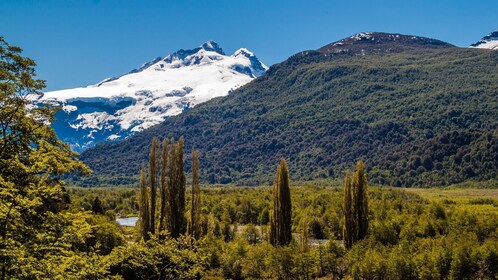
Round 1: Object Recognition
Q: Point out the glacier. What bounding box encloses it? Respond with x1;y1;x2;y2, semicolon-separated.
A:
37;41;268;151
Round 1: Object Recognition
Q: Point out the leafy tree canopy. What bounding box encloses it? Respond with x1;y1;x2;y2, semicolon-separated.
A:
0;36;90;278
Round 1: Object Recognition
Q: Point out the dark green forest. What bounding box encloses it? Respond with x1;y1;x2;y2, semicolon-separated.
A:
79;36;498;187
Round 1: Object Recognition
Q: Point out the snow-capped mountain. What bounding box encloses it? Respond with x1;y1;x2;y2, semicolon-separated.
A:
470;30;498;50
38;41;268;151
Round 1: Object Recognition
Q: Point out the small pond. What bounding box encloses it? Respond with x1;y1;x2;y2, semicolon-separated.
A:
116;216;138;227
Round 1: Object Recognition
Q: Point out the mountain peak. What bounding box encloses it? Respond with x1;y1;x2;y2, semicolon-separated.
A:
131;41;227;72
319;32;454;55
231;47;269;78
111;41;267;79
233;48;254;57
470;30;498;50
200;40;225;55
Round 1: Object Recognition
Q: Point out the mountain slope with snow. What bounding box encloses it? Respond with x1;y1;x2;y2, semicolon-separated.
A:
39;41;268;150
470;30;498;50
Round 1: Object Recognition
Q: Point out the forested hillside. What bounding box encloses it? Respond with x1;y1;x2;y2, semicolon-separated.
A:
80;33;498;187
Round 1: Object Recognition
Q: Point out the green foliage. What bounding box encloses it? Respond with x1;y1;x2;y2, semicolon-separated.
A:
343;161;369;248
148;137;159;236
67;183;498;279
352;160;369;241
83;214;126;255
104;236;205;280
241;224;260;245
137;137;189;240
269;159;292;246
0;36;94;279
168;137;187;238
299;211;310;251
68;187;138;217
342;171;353;248
158;138;168;234
189;149;201;239
138;165;150;240
92;196;105;214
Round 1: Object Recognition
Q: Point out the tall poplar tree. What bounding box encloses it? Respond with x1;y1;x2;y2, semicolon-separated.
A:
300;210;310;252
342;161;369;248
189;149;201;239
352;160;369;241
342;171;354;249
148;137;159;235
166;137;186;238
166;138;176;236
174;137;187;237
138;165;151;241
158;138;169;234
269;158;292;246
138;136;188;240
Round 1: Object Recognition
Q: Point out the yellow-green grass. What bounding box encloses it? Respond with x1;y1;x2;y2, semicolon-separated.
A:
405;188;498;201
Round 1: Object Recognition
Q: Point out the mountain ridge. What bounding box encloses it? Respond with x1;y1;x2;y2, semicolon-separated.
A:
77;32;498;187
319;32;455;54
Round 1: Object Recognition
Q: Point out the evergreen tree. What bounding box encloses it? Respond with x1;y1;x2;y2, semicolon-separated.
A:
342;171;354;249
92;196;105;215
352;160;369;241
189;149;201;239
269;158;292;246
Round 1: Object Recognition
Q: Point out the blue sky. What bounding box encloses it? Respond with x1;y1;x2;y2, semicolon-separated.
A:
1;0;496;91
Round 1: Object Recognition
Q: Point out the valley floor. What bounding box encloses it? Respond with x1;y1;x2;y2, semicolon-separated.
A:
66;184;498;279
